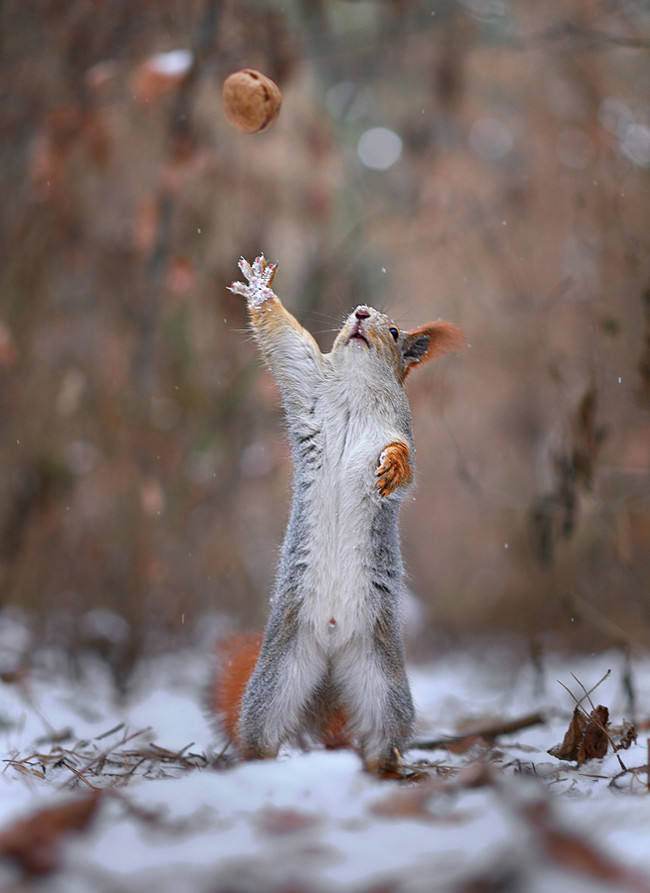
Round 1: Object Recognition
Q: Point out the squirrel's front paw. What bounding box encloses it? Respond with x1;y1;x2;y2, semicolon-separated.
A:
375;441;412;498
229;255;278;308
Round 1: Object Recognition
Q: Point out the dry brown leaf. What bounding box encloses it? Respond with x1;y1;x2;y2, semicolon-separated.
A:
258;808;318;836
613;720;637;751
548;706;587;761
523;799;650;893
371;762;492;820
370;779;440;820
548;705;609;763
577;705;609;765
0;791;102;875
455;761;493;789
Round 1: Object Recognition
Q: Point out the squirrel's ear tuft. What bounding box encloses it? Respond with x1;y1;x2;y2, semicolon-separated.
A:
401;321;466;378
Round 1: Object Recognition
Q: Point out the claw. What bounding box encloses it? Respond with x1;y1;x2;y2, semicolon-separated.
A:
238;257;253;280
252;255;265;278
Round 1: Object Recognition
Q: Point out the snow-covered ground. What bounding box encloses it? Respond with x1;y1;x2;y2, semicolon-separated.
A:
1;619;649;893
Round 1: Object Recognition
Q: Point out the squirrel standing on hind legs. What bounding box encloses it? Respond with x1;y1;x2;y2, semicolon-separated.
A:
212;255;465;774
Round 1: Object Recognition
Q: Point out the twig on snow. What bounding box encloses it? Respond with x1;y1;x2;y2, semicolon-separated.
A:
413;711;546;751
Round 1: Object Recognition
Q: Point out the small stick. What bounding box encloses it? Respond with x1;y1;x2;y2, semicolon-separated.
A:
570;669;611;712
95;723;126;741
413;711;546;750
557;669;611;712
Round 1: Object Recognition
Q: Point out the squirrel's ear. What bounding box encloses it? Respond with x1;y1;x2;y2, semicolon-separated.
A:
401;321;466;378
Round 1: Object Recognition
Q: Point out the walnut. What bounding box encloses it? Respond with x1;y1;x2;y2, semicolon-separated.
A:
222;69;282;133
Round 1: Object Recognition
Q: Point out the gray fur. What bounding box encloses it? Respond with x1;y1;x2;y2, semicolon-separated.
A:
233;263;421;772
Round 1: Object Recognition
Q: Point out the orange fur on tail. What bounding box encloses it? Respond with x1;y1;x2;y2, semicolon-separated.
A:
212;632;350;752
211;632;263;748
319;703;349;750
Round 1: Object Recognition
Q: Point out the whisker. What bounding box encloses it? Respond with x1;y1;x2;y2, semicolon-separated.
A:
301;310;339;321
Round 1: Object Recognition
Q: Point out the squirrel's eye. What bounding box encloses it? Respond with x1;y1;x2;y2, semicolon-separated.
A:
389;327;399;342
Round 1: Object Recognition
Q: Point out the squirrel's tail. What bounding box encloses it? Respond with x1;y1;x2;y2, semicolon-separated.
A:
211;631;350;752
210;632;263;748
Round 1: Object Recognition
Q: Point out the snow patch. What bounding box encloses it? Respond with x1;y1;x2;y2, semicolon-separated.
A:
2;631;650;893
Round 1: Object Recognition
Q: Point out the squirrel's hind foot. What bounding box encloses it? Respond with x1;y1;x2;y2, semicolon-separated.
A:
363;745;404;778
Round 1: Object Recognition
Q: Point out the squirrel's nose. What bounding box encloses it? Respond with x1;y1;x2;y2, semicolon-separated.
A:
355;307;370;320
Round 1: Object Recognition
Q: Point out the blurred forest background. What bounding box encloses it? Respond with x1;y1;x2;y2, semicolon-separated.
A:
1;0;649;682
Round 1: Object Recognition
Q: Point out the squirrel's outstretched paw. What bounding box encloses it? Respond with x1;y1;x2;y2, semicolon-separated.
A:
228;255;278;307
375;441;412;498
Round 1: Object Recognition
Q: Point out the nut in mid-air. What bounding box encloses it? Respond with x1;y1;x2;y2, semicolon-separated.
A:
222;69;282;133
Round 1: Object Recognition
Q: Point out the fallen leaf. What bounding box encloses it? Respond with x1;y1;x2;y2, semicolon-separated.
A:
613;720;637;751
259;808;318;836
455;761;493;789
548;706;587;761
577;705;609;765
522;798;650;893
0;791;102;875
370;779;440;819
370;762;493;820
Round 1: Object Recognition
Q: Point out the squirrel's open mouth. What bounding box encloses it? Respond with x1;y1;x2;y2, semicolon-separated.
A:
349;333;370;347
349;322;370;347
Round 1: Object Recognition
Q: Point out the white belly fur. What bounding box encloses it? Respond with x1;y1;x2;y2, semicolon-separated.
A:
300;439;381;648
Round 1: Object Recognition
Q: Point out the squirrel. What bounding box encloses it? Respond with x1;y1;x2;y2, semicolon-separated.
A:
211;255;465;774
